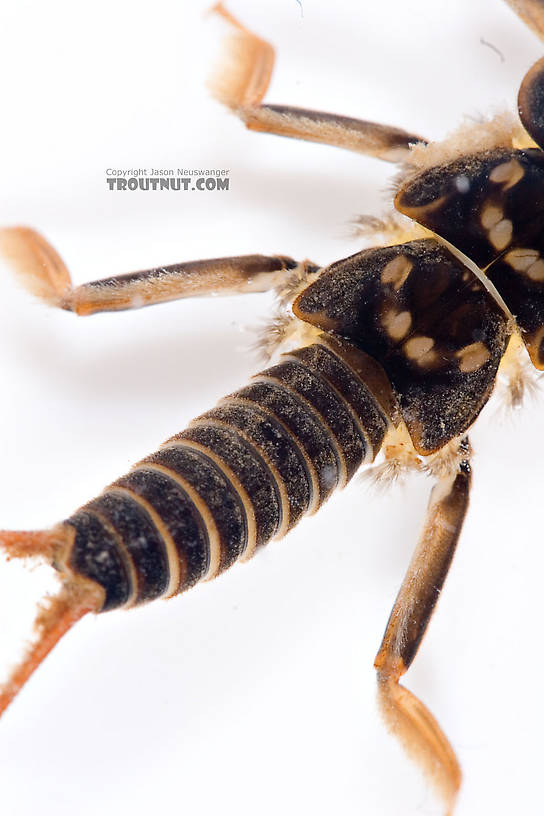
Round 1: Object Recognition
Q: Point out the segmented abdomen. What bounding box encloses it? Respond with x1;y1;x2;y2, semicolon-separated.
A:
63;340;389;611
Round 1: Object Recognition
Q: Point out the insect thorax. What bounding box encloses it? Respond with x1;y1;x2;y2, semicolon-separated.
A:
397;147;544;370
293;237;510;455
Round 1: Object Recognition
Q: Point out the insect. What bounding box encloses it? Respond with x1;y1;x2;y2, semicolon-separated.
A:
1;1;544;816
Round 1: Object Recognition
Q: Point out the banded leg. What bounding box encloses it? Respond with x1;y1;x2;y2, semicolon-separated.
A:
0;226;307;315
374;439;471;815
504;0;544;40
210;4;426;163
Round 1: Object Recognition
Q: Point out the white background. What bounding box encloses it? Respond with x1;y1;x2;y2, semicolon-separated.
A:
0;1;541;814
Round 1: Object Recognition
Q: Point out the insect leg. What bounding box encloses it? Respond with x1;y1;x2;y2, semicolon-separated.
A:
211;4;426;163
374;438;471;815
504;0;544;41
0;525;102;717
0;226;308;316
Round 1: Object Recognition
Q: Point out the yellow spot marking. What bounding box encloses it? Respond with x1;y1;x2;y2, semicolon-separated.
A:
382;309;412;340
480;204;503;230
489;218;512;250
504;249;544;281
403;336;437;366
505;248;539;271
381;256;413;291
489;159;524;190
527;260;544;282
455;341;490;373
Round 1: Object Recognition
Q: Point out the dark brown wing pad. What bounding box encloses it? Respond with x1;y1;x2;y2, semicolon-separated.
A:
293;239;510;454
397;148;544;368
396;148;544;268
